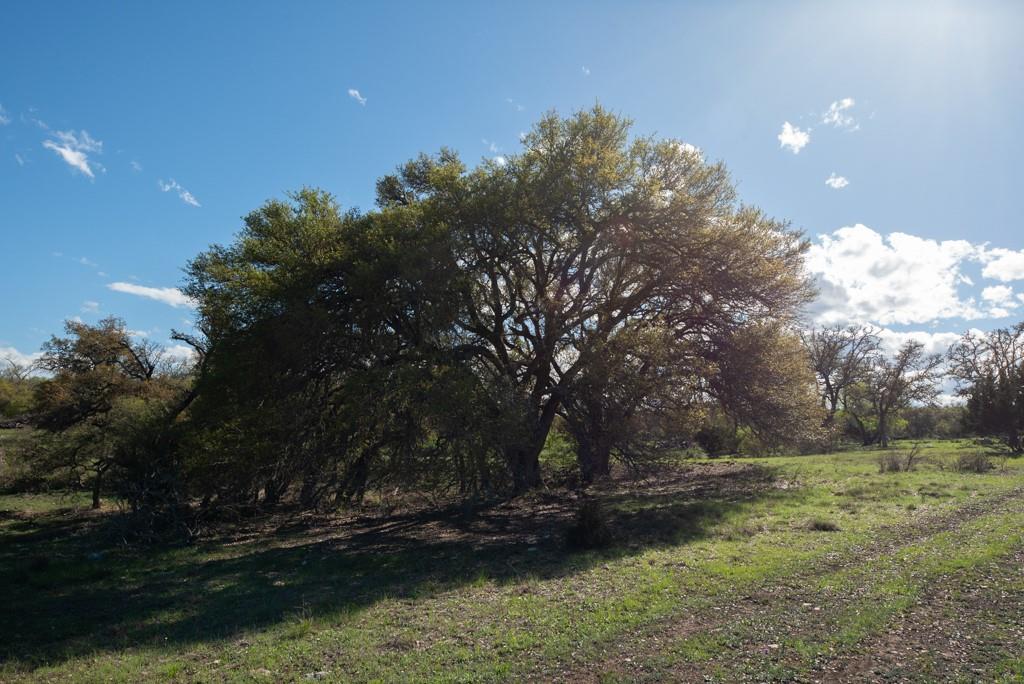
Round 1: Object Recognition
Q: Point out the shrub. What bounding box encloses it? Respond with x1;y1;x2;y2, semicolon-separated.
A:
566;499;613;549
878;445;921;473
806;518;840;532
954;451;995;473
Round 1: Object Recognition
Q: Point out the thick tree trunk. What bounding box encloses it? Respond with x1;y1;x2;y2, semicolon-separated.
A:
508;398;560;493
578;436;611;484
878;412;890;448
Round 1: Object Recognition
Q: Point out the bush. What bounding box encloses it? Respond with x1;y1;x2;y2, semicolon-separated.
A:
806;518;840;532
878;445;921;473
954;451;995;473
566;499;613;549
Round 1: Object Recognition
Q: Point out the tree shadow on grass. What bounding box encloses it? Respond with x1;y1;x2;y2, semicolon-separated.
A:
0;461;779;671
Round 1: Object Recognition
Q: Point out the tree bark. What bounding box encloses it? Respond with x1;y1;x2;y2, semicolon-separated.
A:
578;434;612;484
91;471;102;510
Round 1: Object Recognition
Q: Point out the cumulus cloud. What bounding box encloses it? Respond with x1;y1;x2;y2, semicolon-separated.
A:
825;173;849;189
981;284;1016;305
875;328;964;357
805;224;982;325
164;344;197;364
0;346;41;369
822;97;858;130
42;129;102;178
978;247;1024;282
158;179;200;207
777;122;810;154
106;282;196;308
347;88;367;106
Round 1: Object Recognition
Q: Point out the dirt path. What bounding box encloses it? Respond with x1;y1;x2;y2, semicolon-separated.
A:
822;546;1024;682
556;486;1024;683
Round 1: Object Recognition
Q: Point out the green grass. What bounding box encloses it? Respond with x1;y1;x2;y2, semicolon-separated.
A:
1;439;1022;682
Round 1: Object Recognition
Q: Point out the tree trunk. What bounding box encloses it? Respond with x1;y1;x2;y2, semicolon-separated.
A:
577;422;612;485
579;439;611;484
878;412;889;448
508;398;560;493
91;471;102;510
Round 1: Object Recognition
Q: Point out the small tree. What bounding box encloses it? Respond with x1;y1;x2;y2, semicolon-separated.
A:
32;317;186;509
802;325;880;426
846;341;944;448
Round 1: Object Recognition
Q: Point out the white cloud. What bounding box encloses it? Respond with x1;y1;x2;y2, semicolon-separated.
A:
978;247;1024;282
0;104;9;125
876;328;963;357
130;160;142;172
0;346;41;369
825;173;849;189
482;138;500;154
582;66;591;76
42;129;103;178
165;344;197;364
347;88;367;106
158;178;200;207
492;155;507;166
981;284;1015;305
81;300;100;313
14;153;24;166
78;256;98;268
107;282;196;308
777;122;810;154
822;97;858;130
806;224;983;325
505;98;525;111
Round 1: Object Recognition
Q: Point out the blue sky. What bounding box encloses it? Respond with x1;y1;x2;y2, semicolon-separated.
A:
2;0;1023;365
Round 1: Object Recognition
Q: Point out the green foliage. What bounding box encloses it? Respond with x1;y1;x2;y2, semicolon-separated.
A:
180;106;814;502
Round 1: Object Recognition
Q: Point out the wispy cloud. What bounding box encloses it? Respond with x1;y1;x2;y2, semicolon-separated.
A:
581;66;591;77
158;179;200;207
0;104;9;126
505;97;524;112
42;129;103;178
777;122;810;154
347;88;367;106
81;300;100;313
107;282;196;308
78;256;98;268
14;153;25;166
825;173;849;189
130;160;142;172
822;97;858;130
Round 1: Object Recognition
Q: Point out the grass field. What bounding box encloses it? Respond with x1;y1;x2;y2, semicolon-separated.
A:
1;440;1023;682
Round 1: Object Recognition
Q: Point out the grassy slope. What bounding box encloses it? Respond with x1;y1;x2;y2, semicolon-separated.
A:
0;440;1022;682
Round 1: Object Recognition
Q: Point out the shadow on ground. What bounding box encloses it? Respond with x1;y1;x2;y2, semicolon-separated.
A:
0;461;778;670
